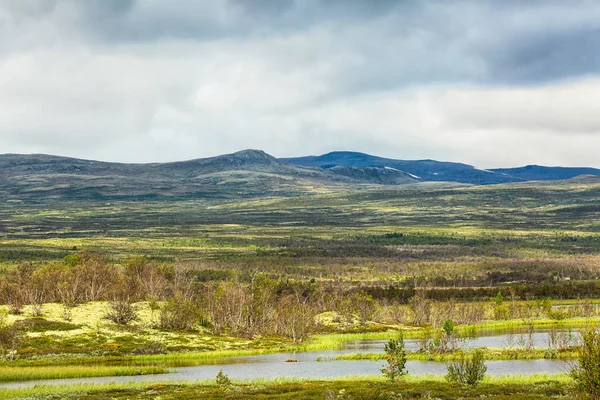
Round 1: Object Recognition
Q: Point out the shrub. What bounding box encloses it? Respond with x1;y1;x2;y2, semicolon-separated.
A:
104;301;138;325
547;309;569;320
446;350;487;386
436;319;461;352
381;333;408;381
409;291;431;325
493;304;510;320
216;370;231;386
132;340;167;355
326;389;353;400
0;310;20;360
353;292;376;323
493;292;504;306
274;294;315;341
157;297;200;331
442;319;455;336
537;297;553;314
571;328;600;400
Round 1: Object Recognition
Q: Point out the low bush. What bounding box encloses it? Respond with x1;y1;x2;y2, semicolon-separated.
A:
131;340;167;355
216;370;231;386
104;301;138;325
157;297;200;331
446;350;487;386
0;310;20;360
571;328;600;400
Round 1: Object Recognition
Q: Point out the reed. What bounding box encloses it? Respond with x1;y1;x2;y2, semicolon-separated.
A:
322;348;578;362
0;365;167;383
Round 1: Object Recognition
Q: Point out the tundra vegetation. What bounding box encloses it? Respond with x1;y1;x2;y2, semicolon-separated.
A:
1;180;600;398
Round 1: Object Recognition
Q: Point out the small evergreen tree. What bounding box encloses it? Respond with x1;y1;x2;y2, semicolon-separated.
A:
381;332;408;381
440;319;458;352
442;319;455;336
493;292;504;306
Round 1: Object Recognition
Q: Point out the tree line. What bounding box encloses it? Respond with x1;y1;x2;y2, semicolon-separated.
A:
1;251;598;340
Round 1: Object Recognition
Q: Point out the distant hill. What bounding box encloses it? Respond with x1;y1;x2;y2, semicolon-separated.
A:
282;151;600;185
2;149;600;202
326;166;416;185
281;151;519;185
490;165;600;181
0;150;417;202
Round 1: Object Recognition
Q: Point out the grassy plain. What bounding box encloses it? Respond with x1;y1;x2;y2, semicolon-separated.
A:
2;180;600;397
1;181;600;296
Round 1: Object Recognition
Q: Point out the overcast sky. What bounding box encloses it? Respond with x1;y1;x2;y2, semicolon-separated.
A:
1;0;600;167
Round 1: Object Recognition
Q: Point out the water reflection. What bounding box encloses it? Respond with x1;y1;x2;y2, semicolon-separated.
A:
0;329;578;389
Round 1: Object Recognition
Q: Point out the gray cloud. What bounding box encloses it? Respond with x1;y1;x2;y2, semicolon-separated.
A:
488;26;600;84
0;0;599;167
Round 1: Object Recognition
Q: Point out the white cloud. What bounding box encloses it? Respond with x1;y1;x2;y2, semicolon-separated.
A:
292;80;600;167
0;0;599;168
436;80;600;134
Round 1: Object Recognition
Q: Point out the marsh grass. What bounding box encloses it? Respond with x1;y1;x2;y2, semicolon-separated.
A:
124;348;281;366
0;365;167;382
461;317;600;333
323;349;577;362
0;375;573;400
306;317;600;350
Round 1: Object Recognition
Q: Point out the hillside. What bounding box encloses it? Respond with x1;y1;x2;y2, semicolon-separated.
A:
3;149;600;203
0;150;417;202
490;165;600;181
281;151;519;185
282;151;600;185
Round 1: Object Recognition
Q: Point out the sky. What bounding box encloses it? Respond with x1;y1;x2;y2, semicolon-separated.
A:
1;0;600;168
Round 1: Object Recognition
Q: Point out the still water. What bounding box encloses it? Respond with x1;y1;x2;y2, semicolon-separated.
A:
0;330;574;389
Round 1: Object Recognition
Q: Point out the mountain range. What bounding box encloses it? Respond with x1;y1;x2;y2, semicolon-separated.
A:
282;151;600;185
1;150;599;201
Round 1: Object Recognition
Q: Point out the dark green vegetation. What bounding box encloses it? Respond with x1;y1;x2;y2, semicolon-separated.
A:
0;379;573;400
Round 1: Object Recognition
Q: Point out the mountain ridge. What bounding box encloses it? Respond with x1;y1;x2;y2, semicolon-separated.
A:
282;151;600;184
281;151;516;185
0;150;418;201
489;165;600;181
1;150;599;202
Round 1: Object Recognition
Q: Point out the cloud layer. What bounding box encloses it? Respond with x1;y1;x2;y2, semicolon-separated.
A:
1;0;599;167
